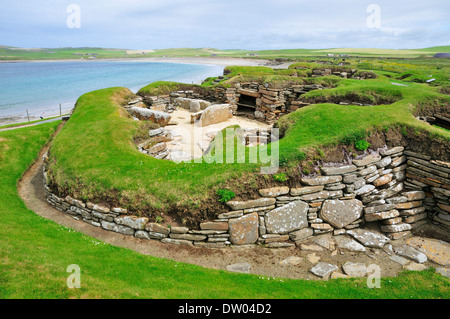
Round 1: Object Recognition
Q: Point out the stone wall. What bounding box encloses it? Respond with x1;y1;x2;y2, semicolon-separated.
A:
137;83;325;125
43;146;449;249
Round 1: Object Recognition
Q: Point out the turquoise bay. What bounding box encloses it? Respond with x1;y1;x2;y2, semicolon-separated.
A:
0;60;223;122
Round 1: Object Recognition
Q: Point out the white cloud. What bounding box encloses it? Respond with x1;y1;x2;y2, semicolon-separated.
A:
0;0;449;49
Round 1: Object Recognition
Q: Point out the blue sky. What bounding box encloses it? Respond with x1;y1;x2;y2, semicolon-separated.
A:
1;0;449;50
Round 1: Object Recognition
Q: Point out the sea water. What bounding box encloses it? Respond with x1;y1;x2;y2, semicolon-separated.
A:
0;60;223;123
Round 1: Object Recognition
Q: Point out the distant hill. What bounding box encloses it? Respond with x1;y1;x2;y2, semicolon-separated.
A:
1;45;449;61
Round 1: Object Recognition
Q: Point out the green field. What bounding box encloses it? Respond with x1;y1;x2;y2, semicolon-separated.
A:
0;123;449;298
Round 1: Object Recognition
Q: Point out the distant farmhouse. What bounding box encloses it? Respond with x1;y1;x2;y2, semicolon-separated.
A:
434;52;450;58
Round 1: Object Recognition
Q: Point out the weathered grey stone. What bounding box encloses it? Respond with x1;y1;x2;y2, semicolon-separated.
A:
226;262;251;273
114;215;148;230
128;107;171;126
301;175;342;186
353;155;382;167
343;174;359;184
199;104;233;126
404;213;427;223
135;230;151;240
200;221;228;231
334;235;367;252
389;155;407;168
406;236;450;266
389;255;409;265
320;165;357;176
380;223;412;233
289;228;314;242
373;174;393;187
395;201;422;210
324;183;346;191
87;202;110;213
375;156;392;168
300;244;324;252
380;146;404;156
342;262;368;277
365;209;400;222
357;165;377;177
299;190;343;201
291;185;323;196
311;223;333;232
393;244;427;263
354;184;375;196
346;228;390;248
228;213;259;245
111;207;128;214
226;198;276;210
148;127;164;137
101;221;135;236
243;205;275;214
313;235;336;250
309;262;339;278
218;211;243;219
364;203;396;214
145;223;170;235
147;231;168;239
170;226;189;234
402;191;426;201
354;178;366;190
386;196;408;204
265;201;308;234
161;238;193;246
259;186;289;197
319;199;363;228
189;100;201;112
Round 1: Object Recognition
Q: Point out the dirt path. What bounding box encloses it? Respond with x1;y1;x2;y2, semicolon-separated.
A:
17;126;446;280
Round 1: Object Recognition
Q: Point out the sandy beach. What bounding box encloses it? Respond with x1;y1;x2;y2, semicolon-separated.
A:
0;56;290;68
0;57;292;126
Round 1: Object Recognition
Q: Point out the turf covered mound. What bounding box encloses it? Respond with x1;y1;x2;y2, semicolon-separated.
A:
46;66;450;227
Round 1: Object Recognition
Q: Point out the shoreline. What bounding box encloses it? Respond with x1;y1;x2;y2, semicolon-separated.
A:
0;57;291;126
0;56;275;67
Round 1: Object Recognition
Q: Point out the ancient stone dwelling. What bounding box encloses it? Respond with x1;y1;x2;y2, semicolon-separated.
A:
133;82;325;124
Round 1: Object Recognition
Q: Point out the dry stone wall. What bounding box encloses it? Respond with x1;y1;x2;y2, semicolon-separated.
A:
43;146;449;249
137;83;325;125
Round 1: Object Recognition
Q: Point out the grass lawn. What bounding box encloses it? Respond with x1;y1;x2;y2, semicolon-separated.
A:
0;122;449;298
47;66;450;220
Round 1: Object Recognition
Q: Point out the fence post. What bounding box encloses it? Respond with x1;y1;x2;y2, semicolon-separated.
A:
26;109;30;122
60;104;62;116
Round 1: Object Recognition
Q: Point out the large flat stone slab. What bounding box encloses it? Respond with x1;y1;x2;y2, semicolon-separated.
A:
334;235;367;252
310;262;339;278
346;228;390;248
228;213;259;245
265;201;308;234
406;236;450;266
319;199;363;228
393;244;427;263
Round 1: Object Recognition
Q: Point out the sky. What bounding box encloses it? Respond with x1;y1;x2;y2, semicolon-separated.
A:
0;0;449;50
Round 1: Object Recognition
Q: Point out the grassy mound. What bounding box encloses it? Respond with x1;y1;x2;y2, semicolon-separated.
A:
47;65;450;226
